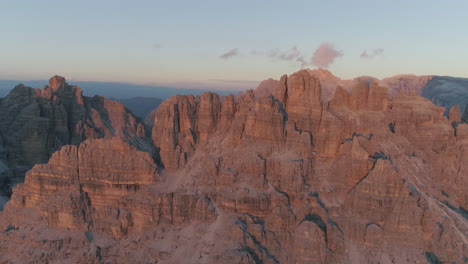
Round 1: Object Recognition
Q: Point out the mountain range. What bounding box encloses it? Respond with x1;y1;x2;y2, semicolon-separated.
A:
0;70;466;263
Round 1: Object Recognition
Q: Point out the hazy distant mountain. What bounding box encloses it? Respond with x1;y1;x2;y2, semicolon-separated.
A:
115;97;163;119
0;80;237;99
0;80;48;97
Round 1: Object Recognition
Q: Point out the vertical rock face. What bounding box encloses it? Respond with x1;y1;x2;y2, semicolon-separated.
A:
463;103;468;123
4;138;214;237
0;76;146;193
0;70;467;264
449;104;462;123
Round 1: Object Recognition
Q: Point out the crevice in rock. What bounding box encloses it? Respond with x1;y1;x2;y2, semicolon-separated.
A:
273;186;295;219
424;251;442;264
349;151;391;193
341;132;374;144
441;200;468;219
240;246;263;264
436;222;444;241
369;151;392;163
389;123;395;133
308;191;344;235
236;218;280;264
204;195;217;216
301;213;329;247
242;213;282;248
257;154;267;185
407;184;421;196
452;121;459;137
309;192;328;214
365;222;382;229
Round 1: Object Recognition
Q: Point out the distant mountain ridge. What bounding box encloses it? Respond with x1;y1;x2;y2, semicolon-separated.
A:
0;80;238;99
254;68;468;115
114;96;163;120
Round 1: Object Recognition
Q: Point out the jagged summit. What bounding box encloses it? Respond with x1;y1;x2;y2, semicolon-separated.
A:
48;75;68;90
253;69;467;114
0;76;147;201
306;67;341;81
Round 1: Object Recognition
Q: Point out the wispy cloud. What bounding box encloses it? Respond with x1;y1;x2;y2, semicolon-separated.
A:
268;46;301;61
152;43;161;49
311;43;343;68
360;48;384;59
220;48;239;60
267;46;310;67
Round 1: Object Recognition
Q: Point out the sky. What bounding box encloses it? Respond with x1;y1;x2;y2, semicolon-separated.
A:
1;0;467;91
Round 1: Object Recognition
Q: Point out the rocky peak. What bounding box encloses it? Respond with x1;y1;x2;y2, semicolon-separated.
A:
0;77;147;199
307;68;341;82
49;75;67;91
253;78;279;99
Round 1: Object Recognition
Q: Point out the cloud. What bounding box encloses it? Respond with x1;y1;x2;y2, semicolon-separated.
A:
360;48;384;59
296;56;308;68
152;43;161;49
268;46;311;67
311;43;343;68
268;46;301;61
220;48;239;60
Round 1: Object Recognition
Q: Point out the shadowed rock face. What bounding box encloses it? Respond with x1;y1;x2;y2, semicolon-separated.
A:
0;76;147;199
422;76;468;115
0;70;467;263
463;104;468;123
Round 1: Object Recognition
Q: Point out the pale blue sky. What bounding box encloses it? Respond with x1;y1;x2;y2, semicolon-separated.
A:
1;0;467;90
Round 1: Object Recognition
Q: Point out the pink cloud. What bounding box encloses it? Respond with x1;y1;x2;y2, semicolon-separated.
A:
311;43;343;68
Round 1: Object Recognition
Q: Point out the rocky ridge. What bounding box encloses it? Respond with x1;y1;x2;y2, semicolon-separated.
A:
0;76;147;204
0;70;466;263
254;69;468;117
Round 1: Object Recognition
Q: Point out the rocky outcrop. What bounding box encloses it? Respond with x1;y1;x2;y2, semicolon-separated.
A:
0;76;146;197
0;70;467;263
